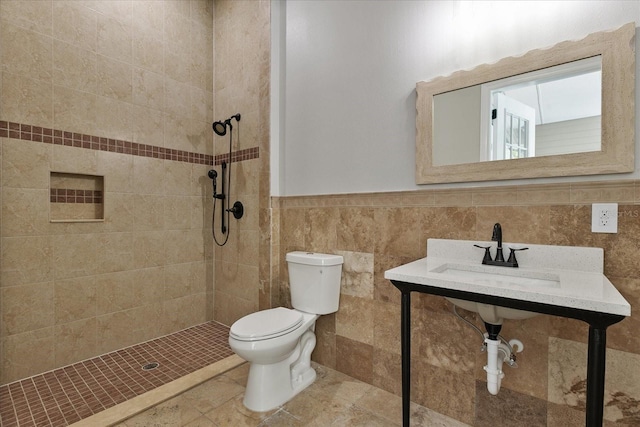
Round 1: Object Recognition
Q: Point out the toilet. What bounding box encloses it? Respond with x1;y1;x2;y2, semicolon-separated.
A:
228;251;343;412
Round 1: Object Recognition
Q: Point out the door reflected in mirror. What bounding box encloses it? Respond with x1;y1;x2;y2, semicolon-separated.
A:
433;56;602;167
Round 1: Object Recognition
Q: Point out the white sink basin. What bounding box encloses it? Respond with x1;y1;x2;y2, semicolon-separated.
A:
430;263;561;323
430;263;560;288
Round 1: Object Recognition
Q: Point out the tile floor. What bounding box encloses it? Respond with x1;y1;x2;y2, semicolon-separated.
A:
0;322;234;427
115;362;472;427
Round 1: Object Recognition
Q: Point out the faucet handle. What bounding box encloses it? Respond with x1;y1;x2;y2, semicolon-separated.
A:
473;244;493;264
506;247;529;267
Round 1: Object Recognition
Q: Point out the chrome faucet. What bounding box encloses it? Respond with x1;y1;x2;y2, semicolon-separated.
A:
474;222;528;267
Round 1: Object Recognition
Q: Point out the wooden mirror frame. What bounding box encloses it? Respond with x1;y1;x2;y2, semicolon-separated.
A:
416;23;635;184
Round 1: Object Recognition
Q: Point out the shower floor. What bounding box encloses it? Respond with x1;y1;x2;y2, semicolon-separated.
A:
0;322;236;427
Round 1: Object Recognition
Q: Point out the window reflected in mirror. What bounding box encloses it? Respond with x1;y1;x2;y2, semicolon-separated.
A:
433;56;602;166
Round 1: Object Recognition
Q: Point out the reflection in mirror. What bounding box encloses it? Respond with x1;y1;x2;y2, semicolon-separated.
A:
433;56;602;167
416;23;635;184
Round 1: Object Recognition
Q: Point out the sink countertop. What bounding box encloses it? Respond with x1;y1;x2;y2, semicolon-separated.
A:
384;239;631;317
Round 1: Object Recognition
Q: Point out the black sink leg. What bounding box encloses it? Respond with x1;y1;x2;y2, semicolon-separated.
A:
401;290;411;427
585;325;607;427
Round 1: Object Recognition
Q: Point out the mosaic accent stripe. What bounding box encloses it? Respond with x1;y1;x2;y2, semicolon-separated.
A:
0;120;260;165
0;322;234;427
214;147;260;165
50;189;103;204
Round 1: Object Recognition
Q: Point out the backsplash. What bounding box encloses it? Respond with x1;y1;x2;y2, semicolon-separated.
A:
273;181;640;425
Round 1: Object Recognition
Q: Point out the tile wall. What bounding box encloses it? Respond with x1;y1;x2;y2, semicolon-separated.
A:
274;181;640;425
211;0;271;327
0;0;215;384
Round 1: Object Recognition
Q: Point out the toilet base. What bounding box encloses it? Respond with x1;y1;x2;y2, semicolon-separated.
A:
243;330;317;412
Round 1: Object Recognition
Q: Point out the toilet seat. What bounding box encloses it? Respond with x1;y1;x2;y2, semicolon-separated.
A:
230;307;303;342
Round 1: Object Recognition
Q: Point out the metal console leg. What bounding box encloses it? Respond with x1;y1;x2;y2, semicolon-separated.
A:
401;290;411;427
585;326;607;427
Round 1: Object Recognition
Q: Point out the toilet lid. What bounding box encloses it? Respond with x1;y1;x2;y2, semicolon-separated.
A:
230;307;303;341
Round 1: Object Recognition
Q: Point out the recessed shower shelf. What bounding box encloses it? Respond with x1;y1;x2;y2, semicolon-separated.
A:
50;172;105;222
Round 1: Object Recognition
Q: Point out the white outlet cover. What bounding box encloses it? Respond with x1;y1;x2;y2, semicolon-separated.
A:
592;203;618;233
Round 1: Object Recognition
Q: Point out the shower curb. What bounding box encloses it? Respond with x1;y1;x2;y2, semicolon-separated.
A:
69;354;245;427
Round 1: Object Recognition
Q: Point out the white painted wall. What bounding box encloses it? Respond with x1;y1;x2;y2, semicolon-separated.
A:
272;0;640;196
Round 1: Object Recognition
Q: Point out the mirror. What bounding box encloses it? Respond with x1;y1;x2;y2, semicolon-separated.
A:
416;23;635;184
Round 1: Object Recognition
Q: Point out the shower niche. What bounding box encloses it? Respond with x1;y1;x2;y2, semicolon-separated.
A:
50;172;104;222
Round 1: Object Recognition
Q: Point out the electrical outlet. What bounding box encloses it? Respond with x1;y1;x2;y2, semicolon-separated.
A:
591;203;618;233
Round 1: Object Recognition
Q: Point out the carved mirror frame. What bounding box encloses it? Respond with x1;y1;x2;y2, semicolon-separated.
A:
416;23;635;184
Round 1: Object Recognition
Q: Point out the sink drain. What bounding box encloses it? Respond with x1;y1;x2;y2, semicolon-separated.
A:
142;362;159;371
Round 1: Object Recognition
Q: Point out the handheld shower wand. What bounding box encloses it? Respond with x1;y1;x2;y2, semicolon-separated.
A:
210;113;243;246
207;169;218;197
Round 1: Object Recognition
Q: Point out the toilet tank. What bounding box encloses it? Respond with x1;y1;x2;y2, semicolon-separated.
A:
286;251;343;314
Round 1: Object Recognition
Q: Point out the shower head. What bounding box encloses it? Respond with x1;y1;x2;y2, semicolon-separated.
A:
208;169;217;179
212;120;228;136
212;113;241;136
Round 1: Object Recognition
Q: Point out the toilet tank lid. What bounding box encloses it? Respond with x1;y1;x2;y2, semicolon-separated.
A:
286;251;343;266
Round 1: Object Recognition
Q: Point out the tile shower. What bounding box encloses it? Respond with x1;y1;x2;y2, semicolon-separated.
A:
1;0;269;399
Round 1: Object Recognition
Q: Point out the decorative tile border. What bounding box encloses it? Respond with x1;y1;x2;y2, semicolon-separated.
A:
0;120;260;165
50;189;103;204
214;147;260;165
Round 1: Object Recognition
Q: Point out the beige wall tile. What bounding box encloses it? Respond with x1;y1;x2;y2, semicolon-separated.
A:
213;291;257;326
130;104;165;147
0;0;53;34
161;294;207;334
96;270;136;316
94;96;134;142
97;13;132;63
52;233;97;280
164;161;193;196
134;194;165;231
0;73;54;126
51;144;98;175
52;1;97;52
95;232;134;274
338;250;374;300
53;39;97;93
336;294;374;346
1;188;49;236
165;196;193;230
133;156;165;195
103;192;134;232
1;327;55;384
132;67;164;110
0;21;53;82
53;85;97;135
1;282;54;336
2;139;51;189
1;236;53;287
133;33;165;74
97;151;134;193
133;231;166;268
55;276;96;324
96;304;163;354
165;230;205;265
54;317;97;367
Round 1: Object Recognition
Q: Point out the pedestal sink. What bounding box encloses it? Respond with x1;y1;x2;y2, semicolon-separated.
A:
429;263;560;324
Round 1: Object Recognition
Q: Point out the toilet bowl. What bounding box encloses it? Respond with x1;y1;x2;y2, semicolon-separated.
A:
228;251;343;412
